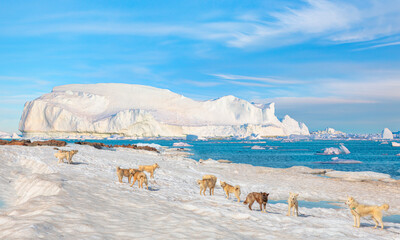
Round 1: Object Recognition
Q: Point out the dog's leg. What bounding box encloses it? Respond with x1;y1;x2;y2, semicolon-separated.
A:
130;177;137;187
235;192;240;203
248;200;254;210
295;204;298;217
377;217;384;229
263;203;267;213
371;217;379;229
352;215;357;227
287;205;291;216
356;215;360;228
212;187;215;196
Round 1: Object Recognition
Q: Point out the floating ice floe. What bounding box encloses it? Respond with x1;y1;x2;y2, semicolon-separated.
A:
392;142;400;147
326;171;393;182
314;157;362;164
173;142;193;147
251;145;266;150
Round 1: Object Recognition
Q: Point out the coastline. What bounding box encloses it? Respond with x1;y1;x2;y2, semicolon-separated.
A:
0;144;399;239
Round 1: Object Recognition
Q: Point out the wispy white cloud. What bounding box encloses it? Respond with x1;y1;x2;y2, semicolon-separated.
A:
183;80;221;87
2;1;400;49
354;41;400;51
211;73;302;84
255;96;376;106
224;80;272;88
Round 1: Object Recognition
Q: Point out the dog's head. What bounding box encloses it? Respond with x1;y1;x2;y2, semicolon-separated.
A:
289;192;299;201
345;197;355;206
220;181;226;187
196;179;203;185
154;163;160;169
129;169;137;174
71;150;78;155
261;192;269;201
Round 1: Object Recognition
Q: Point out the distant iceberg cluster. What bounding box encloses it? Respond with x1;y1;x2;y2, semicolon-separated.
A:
19;83;309;138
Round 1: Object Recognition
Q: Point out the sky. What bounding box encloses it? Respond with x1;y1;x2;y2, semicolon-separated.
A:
0;0;399;134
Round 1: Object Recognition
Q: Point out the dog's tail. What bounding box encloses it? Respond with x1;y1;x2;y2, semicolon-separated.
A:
243;196;248;205
379;204;389;211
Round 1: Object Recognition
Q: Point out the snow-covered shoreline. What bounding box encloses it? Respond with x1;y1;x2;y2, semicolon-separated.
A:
0;144;399;239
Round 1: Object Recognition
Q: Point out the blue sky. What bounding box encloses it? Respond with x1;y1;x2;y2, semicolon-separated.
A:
1;0;400;134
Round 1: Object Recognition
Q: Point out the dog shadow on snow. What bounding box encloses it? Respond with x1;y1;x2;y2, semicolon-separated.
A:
69;162;88;165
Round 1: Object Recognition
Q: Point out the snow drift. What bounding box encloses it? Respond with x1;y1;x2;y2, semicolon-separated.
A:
19;83;309;138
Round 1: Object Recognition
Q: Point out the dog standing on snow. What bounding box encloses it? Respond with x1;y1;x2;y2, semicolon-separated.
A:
220;181;241;202
345;197;389;229
54;150;78;164
138;163;160;178
197;175;217;196
243;192;269;212
287;192;299;217
130;169;149;190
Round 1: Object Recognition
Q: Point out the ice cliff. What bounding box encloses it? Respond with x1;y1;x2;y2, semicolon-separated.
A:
19;83;309;138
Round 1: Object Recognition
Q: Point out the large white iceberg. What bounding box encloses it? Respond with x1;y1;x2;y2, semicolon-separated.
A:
19;83;309;138
381;128;393;139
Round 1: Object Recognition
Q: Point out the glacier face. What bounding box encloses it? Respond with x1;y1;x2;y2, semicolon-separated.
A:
19;83;309;138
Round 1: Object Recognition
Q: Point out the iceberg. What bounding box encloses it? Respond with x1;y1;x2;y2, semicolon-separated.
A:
19;83;309;138
392;142;400;147
382;128;394;139
317;144;350;155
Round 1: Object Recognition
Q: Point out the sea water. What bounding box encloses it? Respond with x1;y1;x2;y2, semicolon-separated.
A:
64;139;399;179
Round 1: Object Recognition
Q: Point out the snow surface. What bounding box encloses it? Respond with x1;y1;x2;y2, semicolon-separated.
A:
0;145;399;239
19;83;309;138
381;128;394;140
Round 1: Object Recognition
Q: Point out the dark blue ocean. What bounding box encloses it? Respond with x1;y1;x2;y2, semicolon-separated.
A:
65;139;400;179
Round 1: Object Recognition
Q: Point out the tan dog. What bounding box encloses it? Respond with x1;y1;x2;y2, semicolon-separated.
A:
54;150;78;164
220;181;241;202
130;169;148;190
243;192;269;212
116;166;136;183
138;163;159;178
197;175;217;196
287;192;299;216
345;197;389;229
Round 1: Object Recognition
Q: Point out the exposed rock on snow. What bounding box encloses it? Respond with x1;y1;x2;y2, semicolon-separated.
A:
382;128;394;139
19;83;309;138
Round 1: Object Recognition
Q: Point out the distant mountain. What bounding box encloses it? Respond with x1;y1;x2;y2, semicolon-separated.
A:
19;83;309;138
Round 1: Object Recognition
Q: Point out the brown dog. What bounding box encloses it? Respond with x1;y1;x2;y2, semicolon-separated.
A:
116;166;136;183
54;150;78;164
138;163;160;178
220;181;241;202
243;192;269;212
130;169;148;190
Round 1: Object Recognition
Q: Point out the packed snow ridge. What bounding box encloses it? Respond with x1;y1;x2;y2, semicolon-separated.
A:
19;83;309;138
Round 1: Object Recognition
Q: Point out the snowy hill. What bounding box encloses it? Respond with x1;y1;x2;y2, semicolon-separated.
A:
19;83;309;138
